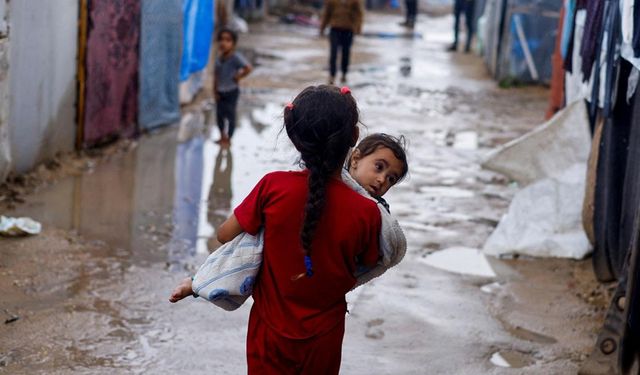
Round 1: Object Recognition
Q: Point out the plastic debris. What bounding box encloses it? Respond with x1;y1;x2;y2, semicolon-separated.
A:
0;216;42;236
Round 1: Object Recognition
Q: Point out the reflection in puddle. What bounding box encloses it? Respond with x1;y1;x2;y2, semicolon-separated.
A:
420;247;496;277
206;147;233;252
490;350;534;368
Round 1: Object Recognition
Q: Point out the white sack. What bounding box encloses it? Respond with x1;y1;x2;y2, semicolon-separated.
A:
481;100;591;186
483;164;591;259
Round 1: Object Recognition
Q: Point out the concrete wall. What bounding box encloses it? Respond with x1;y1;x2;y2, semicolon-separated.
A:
0;0;10;181
8;0;78;173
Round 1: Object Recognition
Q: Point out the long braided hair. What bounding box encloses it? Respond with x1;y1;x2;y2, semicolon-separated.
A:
284;85;359;278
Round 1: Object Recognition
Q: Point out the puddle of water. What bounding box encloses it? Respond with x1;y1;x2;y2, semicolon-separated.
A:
420;247;497;278
7;101;288;267
453;131;479;150
490;350;533;368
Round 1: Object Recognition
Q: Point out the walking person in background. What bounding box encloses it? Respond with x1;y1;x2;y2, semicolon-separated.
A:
399;0;417;29
448;0;475;52
214;27;252;146
320;0;364;85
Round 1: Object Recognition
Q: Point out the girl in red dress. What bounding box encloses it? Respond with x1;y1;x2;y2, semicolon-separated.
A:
219;85;382;374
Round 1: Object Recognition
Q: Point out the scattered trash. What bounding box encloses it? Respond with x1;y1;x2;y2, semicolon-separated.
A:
489;350;533;368
3;309;19;324
0;216;42;236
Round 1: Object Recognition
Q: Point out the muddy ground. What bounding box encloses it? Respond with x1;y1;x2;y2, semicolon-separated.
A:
0;12;608;375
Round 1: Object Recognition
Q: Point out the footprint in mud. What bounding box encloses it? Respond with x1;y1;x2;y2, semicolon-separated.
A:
403;273;418;289
365;318;385;340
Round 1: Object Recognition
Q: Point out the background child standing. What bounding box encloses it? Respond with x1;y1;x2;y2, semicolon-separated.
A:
214;27;252;145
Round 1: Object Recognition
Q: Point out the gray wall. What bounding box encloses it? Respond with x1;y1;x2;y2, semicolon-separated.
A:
0;0;10;181
8;0;78;173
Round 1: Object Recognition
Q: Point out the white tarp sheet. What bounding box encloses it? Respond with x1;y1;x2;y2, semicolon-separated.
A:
481;100;591;185
483;164;591;259
482;102;592;259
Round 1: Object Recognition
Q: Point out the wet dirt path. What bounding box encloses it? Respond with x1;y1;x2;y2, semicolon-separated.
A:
1;13;604;374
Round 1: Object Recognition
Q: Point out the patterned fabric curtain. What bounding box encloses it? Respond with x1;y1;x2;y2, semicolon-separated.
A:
83;0;141;146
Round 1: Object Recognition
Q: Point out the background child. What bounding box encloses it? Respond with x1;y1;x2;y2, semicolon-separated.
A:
214;27;252;145
173;85;382;374
170;133;409;305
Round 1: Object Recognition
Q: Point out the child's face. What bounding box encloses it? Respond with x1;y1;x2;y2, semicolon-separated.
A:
218;32;235;54
349;147;404;198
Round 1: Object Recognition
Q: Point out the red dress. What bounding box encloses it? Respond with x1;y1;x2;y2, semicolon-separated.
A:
234;170;381;374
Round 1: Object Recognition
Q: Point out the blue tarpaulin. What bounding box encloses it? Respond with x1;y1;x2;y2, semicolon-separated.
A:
139;0;183;130
180;0;214;81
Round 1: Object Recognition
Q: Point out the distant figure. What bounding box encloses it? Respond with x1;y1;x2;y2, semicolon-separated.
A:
449;0;475;52
320;0;364;84
214;28;253;146
399;0;417;29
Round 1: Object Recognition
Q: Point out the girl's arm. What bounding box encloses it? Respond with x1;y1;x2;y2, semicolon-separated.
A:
217;214;244;243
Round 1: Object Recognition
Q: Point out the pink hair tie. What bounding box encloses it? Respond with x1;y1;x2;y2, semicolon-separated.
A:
285;103;294;110
340;86;351;95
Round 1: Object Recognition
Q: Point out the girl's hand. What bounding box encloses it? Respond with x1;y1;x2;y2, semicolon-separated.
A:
169;277;195;303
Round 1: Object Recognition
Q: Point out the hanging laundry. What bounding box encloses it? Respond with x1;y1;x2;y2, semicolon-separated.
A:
561;0;576;59
580;0;605;81
633;0;640;56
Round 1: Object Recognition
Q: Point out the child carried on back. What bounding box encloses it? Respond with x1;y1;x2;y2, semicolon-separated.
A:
170;131;409;309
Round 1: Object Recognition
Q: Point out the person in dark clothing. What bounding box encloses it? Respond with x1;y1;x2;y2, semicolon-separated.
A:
320;0;364;84
448;0;475;52
399;0;417;28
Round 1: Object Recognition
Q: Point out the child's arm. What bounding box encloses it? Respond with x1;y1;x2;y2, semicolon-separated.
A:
233;64;253;83
217;214;244;243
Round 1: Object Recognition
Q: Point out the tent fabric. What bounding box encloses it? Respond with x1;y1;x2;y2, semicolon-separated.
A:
592;61;635;281
479;0;561;83
139;0;183;130
618;68;640;279
83;0;140;146
180;0;214;81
